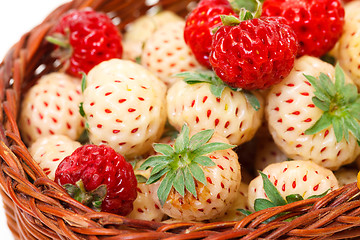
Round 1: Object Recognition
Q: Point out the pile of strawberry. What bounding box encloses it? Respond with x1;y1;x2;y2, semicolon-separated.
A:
18;0;360;222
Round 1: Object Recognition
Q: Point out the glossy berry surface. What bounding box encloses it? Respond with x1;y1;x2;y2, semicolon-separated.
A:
55;144;137;216
210;17;298;90
51;9;123;77
261;0;344;57
184;0;236;68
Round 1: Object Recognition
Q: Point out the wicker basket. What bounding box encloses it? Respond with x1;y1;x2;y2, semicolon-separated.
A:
1;0;360;239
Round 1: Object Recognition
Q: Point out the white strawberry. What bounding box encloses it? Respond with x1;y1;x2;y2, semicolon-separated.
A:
141;125;241;222
29;134;81;180
167;71;264;146
19;72;85;146
82;59;167;158
332;1;360;88
266;56;360;170
211;182;250;222
248;160;339;211
122;11;183;61
126;160;165;222
141;21;204;87
334;167;358;187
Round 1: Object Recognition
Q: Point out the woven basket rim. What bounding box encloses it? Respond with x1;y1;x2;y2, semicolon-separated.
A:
1;0;360;239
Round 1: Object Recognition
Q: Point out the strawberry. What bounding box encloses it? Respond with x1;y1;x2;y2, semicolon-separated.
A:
247;160;339;211
331;1;360;88
47;8;123;78
123;10;183;61
184;0;237;68
334;167;358;187
55;144;137;216
210;15;298;90
19;73;85;146
167;70;263;146
126;160;165;222
261;0;345;58
140;124;241;221
82;59;167;158
212;182;250;222
29;135;81;180
266;56;360;170
141;21;204;87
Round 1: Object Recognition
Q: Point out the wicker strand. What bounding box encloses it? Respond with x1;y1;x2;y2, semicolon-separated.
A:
2;0;360;239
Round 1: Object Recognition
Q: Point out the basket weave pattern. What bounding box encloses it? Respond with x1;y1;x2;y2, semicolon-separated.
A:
1;0;360;239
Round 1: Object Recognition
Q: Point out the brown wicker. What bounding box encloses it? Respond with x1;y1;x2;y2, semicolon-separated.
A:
1;0;360;239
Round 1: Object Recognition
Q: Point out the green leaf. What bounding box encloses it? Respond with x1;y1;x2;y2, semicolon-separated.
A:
135;56;141;64
220;15;241;26
191;142;235;158
259;172;287;206
304;74;330;102
305;112;332;136
174;124;190;153
193;156;216;167
307;189;330;199
189;162;206;185
243;90;261;111
136;175;148;183
254;198;276;212
332;117;344;143
319;73;335;97
312;97;330;111
79;102;86;117
154;143;174;156
230;0;258;12
157;170;176;206
189;129;214;151
344;115;360;142
286;194;304;204
139;155;170;170
184;167;197;198
335;63;345;90
147;164;170;184
81;72;87;93
210;84;225;98
174;71;212;84
172;170;185;197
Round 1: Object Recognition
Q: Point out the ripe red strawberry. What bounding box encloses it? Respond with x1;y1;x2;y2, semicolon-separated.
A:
184;0;236;68
47;9;123;78
210;16;298;90
55;144;137;216
261;0;344;57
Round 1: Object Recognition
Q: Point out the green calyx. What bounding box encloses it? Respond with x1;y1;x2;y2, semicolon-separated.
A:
174;70;260;111
139;124;235;206
63;179;107;212
304;64;360;143
239;172;329;221
46;31;73;62
222;0;262;25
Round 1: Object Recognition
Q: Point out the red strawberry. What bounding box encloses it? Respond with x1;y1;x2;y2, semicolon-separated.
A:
261;0;344;57
47;8;123;78
55;144;137;216
210;16;298;90
184;0;236;68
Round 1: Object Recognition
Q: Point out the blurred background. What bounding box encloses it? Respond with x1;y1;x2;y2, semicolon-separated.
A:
0;1;69;238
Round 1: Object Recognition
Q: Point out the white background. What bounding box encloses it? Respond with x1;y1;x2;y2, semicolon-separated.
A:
0;1;69;239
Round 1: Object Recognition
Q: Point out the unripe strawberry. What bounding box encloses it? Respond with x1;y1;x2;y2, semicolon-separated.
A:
141;21;204;87
19;73;84;146
29;135;81;180
248;160;339;211
167;74;264;146
266;56;360;170
82;59;167;158
142;125;241;222
122;11;183;61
